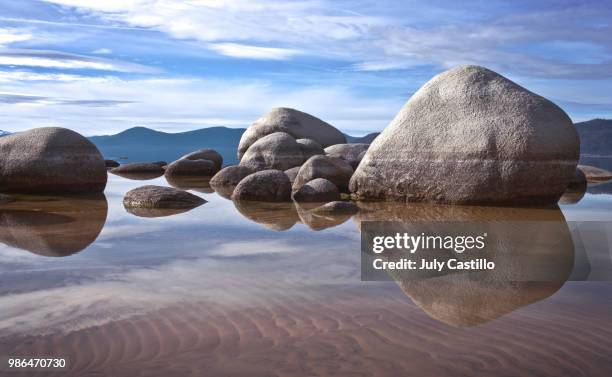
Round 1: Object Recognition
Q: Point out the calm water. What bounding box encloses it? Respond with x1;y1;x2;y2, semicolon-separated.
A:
0;173;611;376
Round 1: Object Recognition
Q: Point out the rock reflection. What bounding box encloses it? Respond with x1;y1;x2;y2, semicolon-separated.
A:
295;202;353;231
165;176;215;193
356;202;574;326
559;169;587;204
125;207;197;218
110;171;164;181
0;194;108;257
233;200;299;231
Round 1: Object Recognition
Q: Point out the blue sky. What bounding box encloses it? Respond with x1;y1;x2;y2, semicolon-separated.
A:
0;0;610;136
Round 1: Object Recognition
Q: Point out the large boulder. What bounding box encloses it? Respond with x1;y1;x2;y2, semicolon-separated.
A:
292;178;340;203
239;132;304;171
123;185;206;209
0;127;107;194
232;170;292;202
164;159;218;177
350;65;579;205
324;143;370;169
293;155;354;193
180;149;223;170
238;108;346;160
210;165;254;198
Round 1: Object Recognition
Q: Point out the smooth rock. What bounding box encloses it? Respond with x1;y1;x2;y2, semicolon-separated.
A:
284;166;301;184
111;162;164;174
240;132;304;171
292;178;340;202
232;170;291;202
210;165;255;199
293;155;354;193
324;143;369;169
238;107;346;160
164;159;218;177
578;164;612;183
350;65;579;205
0;127;107;194
559;168;587;204
123;185;206;209
180;149;223;170
297;138;324;160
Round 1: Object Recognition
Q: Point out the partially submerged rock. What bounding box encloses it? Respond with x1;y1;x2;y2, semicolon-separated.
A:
578;164;612;183
123;185;206;209
0;127;107;194
210;165;254;199
350;65;579;205
240;132;304;171
165;175;214;193
105;159;120;168
232;170;292;202
164;159;218;177
324;143;369;169
180;149;223;170
238;107;346;160
112;162;164;174
559;168;587;204
293;155;354;193
292;178;340;203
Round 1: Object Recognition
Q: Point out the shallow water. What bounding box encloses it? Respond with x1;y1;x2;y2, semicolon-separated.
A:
0;173;611;376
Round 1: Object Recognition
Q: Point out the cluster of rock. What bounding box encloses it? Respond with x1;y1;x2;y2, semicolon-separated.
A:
215;66;585;207
0;66;597;213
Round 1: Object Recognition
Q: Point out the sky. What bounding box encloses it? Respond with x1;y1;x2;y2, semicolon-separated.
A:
0;0;610;136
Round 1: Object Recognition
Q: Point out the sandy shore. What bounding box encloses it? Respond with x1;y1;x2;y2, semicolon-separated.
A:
2;282;611;377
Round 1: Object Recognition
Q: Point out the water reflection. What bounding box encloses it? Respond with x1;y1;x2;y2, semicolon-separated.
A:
232;200;299;231
110;171;164;181
356;202;574;326
165;175;215;193
295;202;353;231
0;194;108;257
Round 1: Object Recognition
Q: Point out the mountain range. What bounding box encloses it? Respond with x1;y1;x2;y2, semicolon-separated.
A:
88;127;381;165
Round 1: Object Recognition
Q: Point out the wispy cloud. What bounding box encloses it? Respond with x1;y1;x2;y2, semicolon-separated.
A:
208;43;301;60
0;49;159;72
0;27;31;46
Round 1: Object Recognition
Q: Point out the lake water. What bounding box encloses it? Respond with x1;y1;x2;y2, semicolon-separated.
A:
1;173;611;376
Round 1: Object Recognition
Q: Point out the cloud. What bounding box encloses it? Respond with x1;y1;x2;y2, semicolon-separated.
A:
0;49;159;72
92;48;112;54
208;43;301;60
0;91;133;107
0;27;32;46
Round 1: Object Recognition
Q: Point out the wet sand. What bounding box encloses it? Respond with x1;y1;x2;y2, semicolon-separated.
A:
1;282;611;377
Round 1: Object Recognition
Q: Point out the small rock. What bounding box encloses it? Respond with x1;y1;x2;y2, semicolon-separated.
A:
180;149;223;170
293;155;354;193
232;170;292;202
324;143;369;169
164;159;218;176
105;159;120;168
240;132;304;171
123;185;206;209
297;138;324;160
112;162;164;174
292;178;340;202
284;166;301;184
210;165;254;199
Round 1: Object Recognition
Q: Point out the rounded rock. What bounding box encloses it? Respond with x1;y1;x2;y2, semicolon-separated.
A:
292;178;340;203
123;185;206;209
232;170;292;202
240;132;304;171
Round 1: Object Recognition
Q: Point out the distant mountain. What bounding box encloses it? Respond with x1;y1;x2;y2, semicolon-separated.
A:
344;132;380;144
89;126;246;165
575;119;612;171
0;130;11;137
90;126;379;165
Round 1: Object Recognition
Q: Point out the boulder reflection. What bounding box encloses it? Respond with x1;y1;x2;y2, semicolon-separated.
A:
356;202;574;327
232;200;300;231
295;202;353;231
0;194;108;257
165;176;215;194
